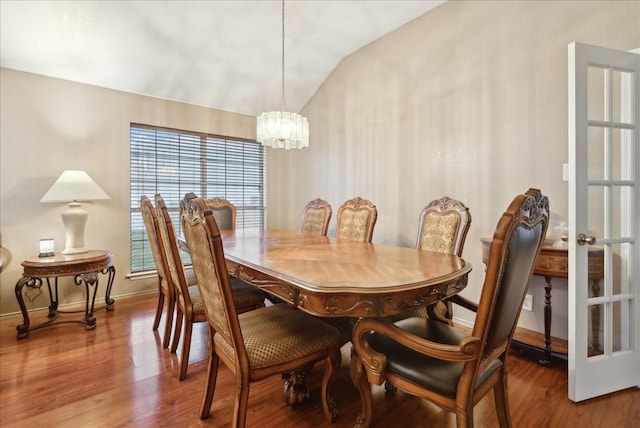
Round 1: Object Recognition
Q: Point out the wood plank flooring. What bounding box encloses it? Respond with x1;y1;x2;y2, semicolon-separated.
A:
1;293;638;427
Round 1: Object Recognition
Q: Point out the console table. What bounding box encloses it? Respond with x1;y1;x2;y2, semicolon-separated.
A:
481;239;604;364
14;250;115;339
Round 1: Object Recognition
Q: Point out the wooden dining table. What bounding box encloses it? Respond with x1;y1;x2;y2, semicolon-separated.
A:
182;228;472;407
218;229;473;319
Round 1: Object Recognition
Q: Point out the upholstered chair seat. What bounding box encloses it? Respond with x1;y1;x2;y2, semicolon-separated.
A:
214;304;340;369
367;317;502;397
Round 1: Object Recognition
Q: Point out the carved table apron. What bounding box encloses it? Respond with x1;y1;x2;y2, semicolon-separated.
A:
221;230;472;318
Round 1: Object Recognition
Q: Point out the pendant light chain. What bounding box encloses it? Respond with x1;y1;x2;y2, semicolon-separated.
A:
255;0;309;149
281;0;285;112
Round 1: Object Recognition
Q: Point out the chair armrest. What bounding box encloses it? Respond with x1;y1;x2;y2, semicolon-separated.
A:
351;317;481;385
449;294;479;313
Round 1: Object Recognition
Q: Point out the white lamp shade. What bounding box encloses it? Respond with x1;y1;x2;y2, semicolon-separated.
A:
41;170;110;203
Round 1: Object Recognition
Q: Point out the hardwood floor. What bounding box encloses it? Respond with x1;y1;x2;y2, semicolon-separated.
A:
1;293;638;427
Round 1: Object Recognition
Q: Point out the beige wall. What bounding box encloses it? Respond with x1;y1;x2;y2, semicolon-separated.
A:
1;1;638;340
0;68;257;315
266;0;639;337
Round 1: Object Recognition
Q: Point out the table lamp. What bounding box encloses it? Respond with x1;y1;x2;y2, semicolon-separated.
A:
40;170;110;255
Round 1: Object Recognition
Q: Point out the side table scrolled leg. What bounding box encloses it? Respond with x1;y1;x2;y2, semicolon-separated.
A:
15;277;42;339
45;278;60;318
75;272;99;329
103;266;116;310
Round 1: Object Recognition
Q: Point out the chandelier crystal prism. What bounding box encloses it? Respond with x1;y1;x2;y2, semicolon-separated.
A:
256;0;309;150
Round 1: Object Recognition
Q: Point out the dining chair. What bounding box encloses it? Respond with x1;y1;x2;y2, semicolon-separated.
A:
388;197;472;325
301;198;332;236
155;194;265;381
350;188;549;428
205;197;236;231
139;195;175;349
335;197;377;243
180;195;342;427
325;197;378;346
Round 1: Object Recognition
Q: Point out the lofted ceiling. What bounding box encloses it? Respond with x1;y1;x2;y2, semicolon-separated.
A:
0;0;445;116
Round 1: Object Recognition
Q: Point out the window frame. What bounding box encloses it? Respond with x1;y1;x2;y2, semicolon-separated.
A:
129;123;266;274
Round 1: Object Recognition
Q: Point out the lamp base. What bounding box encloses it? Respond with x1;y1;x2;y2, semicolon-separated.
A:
61;247;89;255
61;202;89;255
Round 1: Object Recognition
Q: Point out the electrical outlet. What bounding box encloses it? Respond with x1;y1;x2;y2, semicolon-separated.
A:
522;294;533;312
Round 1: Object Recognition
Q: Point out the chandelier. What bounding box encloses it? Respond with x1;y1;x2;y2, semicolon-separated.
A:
256;0;309;150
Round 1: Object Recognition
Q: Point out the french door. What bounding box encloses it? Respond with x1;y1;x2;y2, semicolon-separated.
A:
568;42;640;401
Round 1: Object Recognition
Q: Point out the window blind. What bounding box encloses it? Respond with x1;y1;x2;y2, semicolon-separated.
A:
130;124;265;273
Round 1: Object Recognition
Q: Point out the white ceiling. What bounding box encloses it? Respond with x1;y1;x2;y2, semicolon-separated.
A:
0;0;445;116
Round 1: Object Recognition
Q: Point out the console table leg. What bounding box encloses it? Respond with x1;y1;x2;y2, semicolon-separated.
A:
540;275;553;365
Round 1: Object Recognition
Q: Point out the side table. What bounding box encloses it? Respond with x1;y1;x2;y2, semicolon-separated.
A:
14;250;115;339
481;238;604;364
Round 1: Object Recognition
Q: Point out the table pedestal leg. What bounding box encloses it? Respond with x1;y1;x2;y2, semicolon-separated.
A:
283;363;313;405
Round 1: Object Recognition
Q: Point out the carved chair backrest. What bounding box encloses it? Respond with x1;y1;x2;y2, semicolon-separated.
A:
139;195;172;294
301;198;332;236
336;197;377;243
181;195;245;366
205;198;236;231
155;194;192;308
472;189;549;368
416;197;471;257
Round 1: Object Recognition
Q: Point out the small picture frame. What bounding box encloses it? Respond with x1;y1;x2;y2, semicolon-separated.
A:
39;238;55;257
